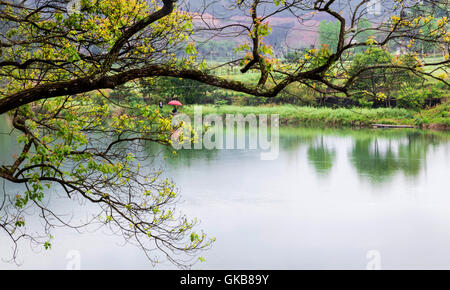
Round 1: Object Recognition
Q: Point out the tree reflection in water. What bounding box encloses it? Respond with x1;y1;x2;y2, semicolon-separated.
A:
350;131;446;183
307;136;336;176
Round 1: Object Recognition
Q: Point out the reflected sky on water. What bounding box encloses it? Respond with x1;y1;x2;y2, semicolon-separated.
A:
1;117;450;269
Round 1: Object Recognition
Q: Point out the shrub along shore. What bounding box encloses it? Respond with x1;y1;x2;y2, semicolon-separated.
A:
181;102;450;130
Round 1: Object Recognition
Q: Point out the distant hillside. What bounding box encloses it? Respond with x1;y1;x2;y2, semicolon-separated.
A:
187;0;398;54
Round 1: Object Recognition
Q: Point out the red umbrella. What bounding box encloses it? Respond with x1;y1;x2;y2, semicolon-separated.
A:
168;100;182;106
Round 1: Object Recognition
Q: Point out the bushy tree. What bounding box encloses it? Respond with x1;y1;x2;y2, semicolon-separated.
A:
318;20;340;53
348;47;423;107
0;0;448;267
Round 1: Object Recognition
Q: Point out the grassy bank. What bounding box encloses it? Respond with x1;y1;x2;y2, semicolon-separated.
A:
181;102;450;129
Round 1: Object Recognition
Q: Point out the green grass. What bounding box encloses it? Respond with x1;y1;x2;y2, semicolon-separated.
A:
181;104;450;129
415;100;450;128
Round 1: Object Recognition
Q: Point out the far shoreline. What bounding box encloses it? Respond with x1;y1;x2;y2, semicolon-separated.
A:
180;103;450;131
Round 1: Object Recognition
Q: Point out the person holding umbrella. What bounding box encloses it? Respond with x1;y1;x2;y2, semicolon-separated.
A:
168;100;182;114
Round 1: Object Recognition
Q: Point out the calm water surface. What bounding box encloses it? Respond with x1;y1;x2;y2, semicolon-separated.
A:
0;117;449;269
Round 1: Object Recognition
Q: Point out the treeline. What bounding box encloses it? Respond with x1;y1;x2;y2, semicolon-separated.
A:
110;46;448;111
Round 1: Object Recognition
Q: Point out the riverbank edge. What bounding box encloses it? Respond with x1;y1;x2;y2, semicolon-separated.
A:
2;103;448;130
181;103;450;130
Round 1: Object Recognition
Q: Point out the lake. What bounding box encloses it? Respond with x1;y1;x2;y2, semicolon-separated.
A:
1;116;450;269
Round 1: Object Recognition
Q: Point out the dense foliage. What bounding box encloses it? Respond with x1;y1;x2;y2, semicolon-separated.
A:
0;0;448;268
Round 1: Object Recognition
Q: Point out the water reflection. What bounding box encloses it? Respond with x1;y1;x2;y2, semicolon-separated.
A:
349;131;446;183
307;136;336;175
3;115;447;186
351;139;415;183
1;115;450;269
159;127;449;185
